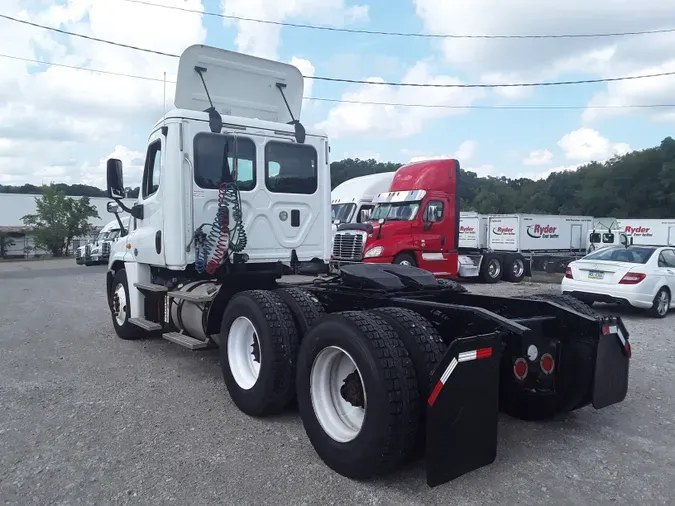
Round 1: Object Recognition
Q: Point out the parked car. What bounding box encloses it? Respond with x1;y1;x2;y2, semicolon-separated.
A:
561;244;675;318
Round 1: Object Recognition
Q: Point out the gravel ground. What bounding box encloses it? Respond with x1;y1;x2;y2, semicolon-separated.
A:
1;264;674;505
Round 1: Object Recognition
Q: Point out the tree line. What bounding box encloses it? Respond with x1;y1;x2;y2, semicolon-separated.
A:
2;136;674;221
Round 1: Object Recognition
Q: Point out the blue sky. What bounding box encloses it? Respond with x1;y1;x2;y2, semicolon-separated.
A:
0;0;674;187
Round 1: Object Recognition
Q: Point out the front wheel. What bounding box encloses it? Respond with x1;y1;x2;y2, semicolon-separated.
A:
110;269;146;340
393;252;417;267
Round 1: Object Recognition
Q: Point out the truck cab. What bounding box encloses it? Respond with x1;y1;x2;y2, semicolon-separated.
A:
331;159;460;278
80;217;130;266
331;172;396;234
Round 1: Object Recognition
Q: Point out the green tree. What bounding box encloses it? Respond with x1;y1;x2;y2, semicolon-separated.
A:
0;232;15;258
21;185;100;256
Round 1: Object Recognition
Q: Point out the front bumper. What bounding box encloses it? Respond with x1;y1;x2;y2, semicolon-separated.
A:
561;277;653;309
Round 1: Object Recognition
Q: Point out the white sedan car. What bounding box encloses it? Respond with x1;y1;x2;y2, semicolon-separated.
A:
561;245;675;318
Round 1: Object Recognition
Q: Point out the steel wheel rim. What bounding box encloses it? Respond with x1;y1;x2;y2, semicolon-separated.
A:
488;259;501;278
399;260;412;266
310;346;366;443
657;291;669;316
227;316;261;390
112;283;127;326
512;259;525;278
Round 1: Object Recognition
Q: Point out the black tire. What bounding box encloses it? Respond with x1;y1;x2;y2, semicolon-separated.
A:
503;254;526;283
480;253;502;283
219;290;300;417
393;252;417;267
296;311;419;479
368;307;446;460
647;287;671;318
275;287;326;336
529;293;601;319
437;278;468;293
110;269;146;340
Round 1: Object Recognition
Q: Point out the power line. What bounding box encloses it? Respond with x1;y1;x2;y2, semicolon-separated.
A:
3;53;674;111
2;13;675;88
120;0;675;40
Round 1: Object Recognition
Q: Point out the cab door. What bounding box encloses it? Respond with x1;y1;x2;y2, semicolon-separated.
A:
132;132;165;266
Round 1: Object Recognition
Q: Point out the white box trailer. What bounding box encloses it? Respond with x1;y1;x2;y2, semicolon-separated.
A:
458;212;488;249
487;214;593;252
457;213;593;283
616;219;675;246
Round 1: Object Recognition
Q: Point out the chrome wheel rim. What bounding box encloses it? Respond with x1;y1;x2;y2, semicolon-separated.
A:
112;283;127;326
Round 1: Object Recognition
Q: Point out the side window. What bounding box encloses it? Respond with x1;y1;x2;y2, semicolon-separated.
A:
193;133;256;191
265;141;317;194
142;140;162;199
661;249;675;267
357;205;374;223
602;233;615;243
424;200;444;223
590;232;601;243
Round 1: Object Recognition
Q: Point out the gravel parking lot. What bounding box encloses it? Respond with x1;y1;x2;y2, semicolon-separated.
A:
1;262;674;505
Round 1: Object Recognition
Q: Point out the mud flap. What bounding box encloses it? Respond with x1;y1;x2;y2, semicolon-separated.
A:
425;332;502;487
592;318;630;409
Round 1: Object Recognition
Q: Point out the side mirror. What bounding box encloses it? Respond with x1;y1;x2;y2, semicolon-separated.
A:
107;201;119;214
106;158;125;199
619;233;629;246
333;219;341;226
359;209;372;222
378;218;385;225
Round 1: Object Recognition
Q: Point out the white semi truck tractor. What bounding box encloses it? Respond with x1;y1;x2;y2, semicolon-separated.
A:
103;44;631;488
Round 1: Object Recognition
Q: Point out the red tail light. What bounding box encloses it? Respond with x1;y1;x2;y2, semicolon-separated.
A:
619;272;646;284
565;266;573;279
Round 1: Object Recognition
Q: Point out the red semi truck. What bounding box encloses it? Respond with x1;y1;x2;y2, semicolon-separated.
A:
331;159;462;277
330;158;533;282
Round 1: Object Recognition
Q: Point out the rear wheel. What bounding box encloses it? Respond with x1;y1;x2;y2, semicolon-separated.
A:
647;287;670;318
220;290;300;417
296;311;419;479
503;254;526;283
529;293;601;319
480;254;502;283
275;287;326;336
368;307;446;460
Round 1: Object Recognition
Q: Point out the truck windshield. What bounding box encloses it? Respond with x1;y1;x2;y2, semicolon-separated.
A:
108;230;120;240
332;203;355;222
370;202;420;221
97;232;109;242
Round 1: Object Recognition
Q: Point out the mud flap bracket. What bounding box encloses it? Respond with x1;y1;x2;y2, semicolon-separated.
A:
425;331;502;487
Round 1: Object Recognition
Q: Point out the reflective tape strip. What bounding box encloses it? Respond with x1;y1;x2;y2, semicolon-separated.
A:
427;347;493;407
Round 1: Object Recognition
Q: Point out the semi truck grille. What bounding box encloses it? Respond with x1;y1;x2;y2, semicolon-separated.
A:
333;232;365;261
75;249;82;259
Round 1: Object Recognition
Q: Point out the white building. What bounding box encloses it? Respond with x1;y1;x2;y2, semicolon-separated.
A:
0;193;136;258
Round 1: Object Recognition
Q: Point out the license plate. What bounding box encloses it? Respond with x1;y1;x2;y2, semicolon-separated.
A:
588;270;604;280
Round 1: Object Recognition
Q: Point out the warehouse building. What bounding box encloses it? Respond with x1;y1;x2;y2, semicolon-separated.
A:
0;193;137;259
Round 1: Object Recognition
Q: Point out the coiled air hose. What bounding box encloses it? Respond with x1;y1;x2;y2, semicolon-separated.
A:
195;135;247;276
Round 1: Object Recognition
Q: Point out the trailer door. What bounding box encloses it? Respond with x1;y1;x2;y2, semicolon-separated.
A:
571;224;582;249
669;227;675;246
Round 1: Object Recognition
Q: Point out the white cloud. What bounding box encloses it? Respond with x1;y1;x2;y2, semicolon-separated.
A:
523;149;553;166
0;0;207;188
221;0;369;60
316;62;484;139
413;0;675;115
558;128;630;162
290;56;315;105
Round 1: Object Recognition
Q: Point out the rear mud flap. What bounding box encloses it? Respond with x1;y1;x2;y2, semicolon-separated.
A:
592;319;630;409
425;332;502;487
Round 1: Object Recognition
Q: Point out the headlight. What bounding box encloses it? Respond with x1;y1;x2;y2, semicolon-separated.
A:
364;246;384;258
